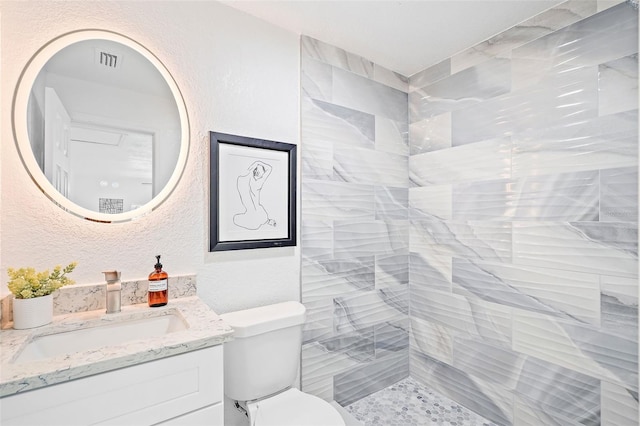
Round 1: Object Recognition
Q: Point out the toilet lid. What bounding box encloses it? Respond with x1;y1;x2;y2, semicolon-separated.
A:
247;388;346;426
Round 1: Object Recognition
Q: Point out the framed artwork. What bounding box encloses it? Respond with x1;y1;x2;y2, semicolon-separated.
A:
209;132;297;251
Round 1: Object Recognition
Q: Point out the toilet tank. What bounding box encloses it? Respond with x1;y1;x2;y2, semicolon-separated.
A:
220;301;306;402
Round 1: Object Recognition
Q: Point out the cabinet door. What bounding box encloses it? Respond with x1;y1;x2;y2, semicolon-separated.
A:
1;346;223;425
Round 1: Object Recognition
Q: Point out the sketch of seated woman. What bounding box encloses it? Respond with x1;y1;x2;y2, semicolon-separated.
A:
233;160;277;230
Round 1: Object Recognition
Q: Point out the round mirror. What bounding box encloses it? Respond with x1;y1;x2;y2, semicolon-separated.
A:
12;30;189;222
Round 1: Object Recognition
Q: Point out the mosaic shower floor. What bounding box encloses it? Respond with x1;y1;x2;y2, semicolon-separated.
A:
345;377;497;426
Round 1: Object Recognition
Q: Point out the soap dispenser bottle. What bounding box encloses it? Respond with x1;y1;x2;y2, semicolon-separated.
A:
148;255;168;307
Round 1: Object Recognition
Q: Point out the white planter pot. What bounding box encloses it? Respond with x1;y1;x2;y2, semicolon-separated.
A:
13;294;53;329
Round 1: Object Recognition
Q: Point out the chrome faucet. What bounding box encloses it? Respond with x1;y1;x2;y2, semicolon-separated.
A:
103;271;122;314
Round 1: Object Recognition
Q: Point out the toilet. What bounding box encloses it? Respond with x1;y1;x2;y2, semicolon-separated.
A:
220;301;346;426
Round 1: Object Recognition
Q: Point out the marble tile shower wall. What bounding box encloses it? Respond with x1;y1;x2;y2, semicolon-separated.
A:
300;36;411;406
408;2;638;425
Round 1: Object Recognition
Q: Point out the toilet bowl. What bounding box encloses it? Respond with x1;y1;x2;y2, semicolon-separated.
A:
220;301;345;426
246;388;345;426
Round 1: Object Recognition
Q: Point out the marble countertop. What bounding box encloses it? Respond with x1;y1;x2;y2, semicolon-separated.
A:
0;296;234;397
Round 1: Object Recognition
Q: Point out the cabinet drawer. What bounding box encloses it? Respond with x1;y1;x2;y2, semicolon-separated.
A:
1;345;223;425
156;402;223;425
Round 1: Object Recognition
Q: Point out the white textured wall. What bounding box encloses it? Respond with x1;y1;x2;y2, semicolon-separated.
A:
1;1;300;314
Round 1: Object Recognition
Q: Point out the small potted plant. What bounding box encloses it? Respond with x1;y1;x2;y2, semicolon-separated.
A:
7;262;77;329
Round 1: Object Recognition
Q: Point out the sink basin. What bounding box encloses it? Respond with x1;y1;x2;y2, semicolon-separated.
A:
14;312;188;363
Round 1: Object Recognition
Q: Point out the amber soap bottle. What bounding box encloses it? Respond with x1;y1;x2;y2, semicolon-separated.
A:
148;255;168;307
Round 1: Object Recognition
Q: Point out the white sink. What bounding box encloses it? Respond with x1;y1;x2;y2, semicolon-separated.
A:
14;312;188;363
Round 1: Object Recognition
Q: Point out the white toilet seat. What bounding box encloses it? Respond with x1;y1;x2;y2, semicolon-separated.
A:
246;388;346;426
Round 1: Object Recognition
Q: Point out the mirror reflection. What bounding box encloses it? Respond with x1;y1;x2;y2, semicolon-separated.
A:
26;38;181;215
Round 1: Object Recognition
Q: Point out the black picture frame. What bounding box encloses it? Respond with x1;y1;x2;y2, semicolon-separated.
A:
209;132;297;251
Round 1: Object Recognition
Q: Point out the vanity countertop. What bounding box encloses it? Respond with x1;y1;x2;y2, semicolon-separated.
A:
0;296;234;397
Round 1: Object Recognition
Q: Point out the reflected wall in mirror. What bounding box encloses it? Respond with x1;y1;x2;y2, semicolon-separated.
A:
13;30;189;222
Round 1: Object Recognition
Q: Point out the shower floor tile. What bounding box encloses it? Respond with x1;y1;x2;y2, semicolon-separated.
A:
345;377;497;426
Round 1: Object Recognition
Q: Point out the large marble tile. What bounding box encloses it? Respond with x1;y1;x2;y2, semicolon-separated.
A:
321;328;376;364
302;374;335;402
334;220;408;259
599;54;639;116
375;116;409;156
335;145;408;187
373;64;408;93
409;137;511;186
301;220;333;259
302;298;334;343
410;58;511;122
409;58;450;92
601;274;638;308
600;381;639;426
511;2;638;87
301;55;333;102
301;131;334;181
301;36;411;407
302;257;375;304
409;250;452;294
410;220;512;263
303;180;374;222
455;341;601;425
334;288;408;334
601;274;638;341
571;221;637;255
465;298;513;347
300;40;409;92
334;350;409;407
598;0;626;10
374;319;409;355
512;110;638;178
450;0;598;74
452;171;599;221
410;350;514;426
375;186;408;221
600;167;638;222
333;67;408;123
512;222;637;278
301;35;374;79
453;66;598;146
513;398;563;426
410;316;454;364
514;356;600;426
410;288;512;346
302;97;375;150
409;112;451;155
452;259;600;325
512;311;638;392
375;254;409;288
302;334;373;402
409;185;452;221
452;337;525;390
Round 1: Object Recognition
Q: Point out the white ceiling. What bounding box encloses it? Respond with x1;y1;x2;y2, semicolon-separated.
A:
222;0;565;77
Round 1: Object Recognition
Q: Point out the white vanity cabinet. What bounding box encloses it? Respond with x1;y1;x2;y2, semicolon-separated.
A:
0;345;223;425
